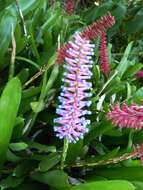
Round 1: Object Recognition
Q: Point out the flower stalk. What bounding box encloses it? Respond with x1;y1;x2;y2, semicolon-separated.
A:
61;138;69;170
66;144;143;168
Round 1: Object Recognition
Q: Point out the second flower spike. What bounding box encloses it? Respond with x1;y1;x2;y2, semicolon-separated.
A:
107;103;143;130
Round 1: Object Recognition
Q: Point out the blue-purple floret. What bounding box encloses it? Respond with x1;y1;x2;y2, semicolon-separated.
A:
54;32;95;143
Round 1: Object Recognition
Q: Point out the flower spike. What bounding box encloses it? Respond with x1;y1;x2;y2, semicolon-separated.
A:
54;13;115;142
107;103;143;130
99;31;110;74
81;12;115;40
135;70;143;78
56;43;72;64
65;0;76;15
56;12;115;64
54;32;95;143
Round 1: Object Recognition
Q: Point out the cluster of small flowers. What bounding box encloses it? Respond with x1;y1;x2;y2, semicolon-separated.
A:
107;103;143;130
56;43;72;64
81;12;115;41
107;103;143;162
54;13;115;143
56;12;115;65
54;32;95;143
99;31;110;74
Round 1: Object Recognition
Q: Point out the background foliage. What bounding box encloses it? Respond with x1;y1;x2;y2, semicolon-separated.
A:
0;0;143;189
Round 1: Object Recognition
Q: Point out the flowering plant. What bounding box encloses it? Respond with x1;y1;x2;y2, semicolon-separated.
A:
0;1;143;190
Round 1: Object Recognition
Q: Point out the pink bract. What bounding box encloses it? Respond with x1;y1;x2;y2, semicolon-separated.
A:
99;31;110;74
107;103;143;130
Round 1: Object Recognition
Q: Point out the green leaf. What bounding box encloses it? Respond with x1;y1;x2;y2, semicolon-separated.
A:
30;101;44;113
14;117;24;127
39;153;61;172
126;82;132;99
31;170;70;189
130;87;143;103
90;147;120;162
9;142;28;151
93;65;100;85
11;183;43;190
8;0;41;15
0;0;41;64
28;141;56;153
95;167;143;181
117;42;133;78
13;160;37;177
0;9;17;64
123;63;143;79
6;149;21;163
132;181;143;190
104;128;122;137
14;24;28;54
106;80;125;97
66;140;83;164
0;77;21;165
85;120;113;143
22;86;41;99
0;176;24;190
69;180;135;190
110;3;127;36
82;2;113;24
125;8;143;34
0;0;15;12
17;68;30;84
41;10;60;32
12;117;24;140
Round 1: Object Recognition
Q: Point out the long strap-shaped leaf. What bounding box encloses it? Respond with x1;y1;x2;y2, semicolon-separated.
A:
0;77;21;166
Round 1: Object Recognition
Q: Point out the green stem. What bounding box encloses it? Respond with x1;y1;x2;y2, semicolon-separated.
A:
23;54;56;88
29;24;40;63
61;138;69;170
127;130;134;151
9;24;16;80
67;152;136;168
15;0;28;37
16;56;40;70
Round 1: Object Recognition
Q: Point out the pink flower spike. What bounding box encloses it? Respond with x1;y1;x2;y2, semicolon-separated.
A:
135;70;143;78
56;12;115;64
54;32;94;143
56;43;72;64
81;12;115;40
99;31;110;74
107;103;143;130
65;0;76;15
